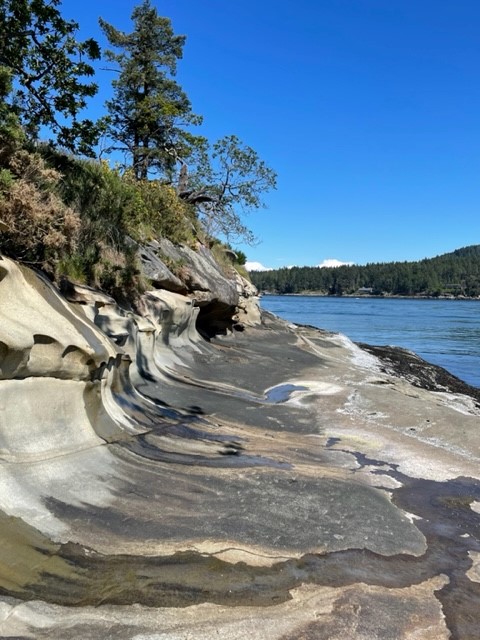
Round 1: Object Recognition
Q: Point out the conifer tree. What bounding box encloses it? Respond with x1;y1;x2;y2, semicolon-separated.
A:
100;0;203;180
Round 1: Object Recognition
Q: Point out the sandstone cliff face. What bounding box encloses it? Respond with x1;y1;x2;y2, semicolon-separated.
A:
0;258;126;462
138;238;258;336
1;255;480;640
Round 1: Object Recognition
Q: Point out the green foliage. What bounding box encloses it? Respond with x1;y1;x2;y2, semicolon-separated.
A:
56;253;88;284
250;246;480;298
48;154;196;243
0;67;25;162
190;135;277;245
0;0;101;154
52;155;140;249
38;148;197;295
0;168;13;191
209;241;236;278
0;148;80;272
234;249;247;266
131;177;198;244
231;248;250;281
206;240;250;281
56;243;147;301
99;0;203;180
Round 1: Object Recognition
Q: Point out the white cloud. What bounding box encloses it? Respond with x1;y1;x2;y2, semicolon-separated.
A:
245;261;272;271
317;258;354;268
246;259;354;270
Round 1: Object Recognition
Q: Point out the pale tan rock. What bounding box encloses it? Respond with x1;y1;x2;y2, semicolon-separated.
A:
0;257;113;381
234;272;262;326
467;550;480;583
0;378;105;460
0;257;146;466
0;578;450;639
0;257;479;640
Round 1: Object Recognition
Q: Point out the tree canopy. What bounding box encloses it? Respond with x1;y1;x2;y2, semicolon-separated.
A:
0;0;101;154
186;135;277;245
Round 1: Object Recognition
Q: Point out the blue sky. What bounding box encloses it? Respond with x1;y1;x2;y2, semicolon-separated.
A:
62;0;480;269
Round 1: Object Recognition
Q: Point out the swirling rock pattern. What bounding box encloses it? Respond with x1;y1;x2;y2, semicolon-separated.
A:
0;256;479;639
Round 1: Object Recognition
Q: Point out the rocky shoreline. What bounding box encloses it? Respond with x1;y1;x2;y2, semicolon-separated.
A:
1;256;480;639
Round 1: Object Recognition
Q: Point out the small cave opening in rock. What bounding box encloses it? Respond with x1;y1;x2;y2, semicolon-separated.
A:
195;300;237;340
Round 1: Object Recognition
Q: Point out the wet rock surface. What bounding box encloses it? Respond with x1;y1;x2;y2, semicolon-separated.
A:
359;342;480;404
0;257;480;639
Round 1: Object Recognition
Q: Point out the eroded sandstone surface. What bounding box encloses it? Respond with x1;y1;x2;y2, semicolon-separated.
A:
0;256;479;639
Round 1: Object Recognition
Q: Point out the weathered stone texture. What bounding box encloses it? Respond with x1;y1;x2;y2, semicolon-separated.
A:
0;255;479;639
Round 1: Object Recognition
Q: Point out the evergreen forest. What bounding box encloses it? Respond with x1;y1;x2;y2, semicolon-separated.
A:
250;245;480;298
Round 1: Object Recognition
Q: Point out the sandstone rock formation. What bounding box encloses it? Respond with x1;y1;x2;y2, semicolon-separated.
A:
0;255;479;639
138;239;244;336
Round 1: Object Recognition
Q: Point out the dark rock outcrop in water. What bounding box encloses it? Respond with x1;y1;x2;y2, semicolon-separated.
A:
359;342;480;404
0;255;480;639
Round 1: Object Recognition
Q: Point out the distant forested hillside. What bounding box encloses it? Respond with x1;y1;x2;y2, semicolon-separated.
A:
250;246;480;297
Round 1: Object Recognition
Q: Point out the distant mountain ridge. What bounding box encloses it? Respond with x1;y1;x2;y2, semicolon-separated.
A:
449;245;480;258
250;245;480;297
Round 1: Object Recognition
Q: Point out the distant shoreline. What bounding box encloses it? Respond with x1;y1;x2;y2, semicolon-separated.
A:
259;292;480;301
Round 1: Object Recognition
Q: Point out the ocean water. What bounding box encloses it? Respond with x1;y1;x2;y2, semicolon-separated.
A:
260;295;480;389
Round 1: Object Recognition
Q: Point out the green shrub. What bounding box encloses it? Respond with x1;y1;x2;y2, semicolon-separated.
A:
234;249;247;266
41;150;199;245
0;169;13;191
56;253;88;284
1;145;223;300
0;149;80;273
121;172;198;245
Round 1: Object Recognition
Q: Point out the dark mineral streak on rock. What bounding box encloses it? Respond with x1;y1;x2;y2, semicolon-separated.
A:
343;450;480;640
393;475;480;640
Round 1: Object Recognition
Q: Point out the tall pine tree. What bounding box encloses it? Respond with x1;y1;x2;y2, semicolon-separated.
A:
100;0;202;180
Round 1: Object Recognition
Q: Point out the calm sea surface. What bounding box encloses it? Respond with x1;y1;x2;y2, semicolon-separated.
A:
260;296;480;389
